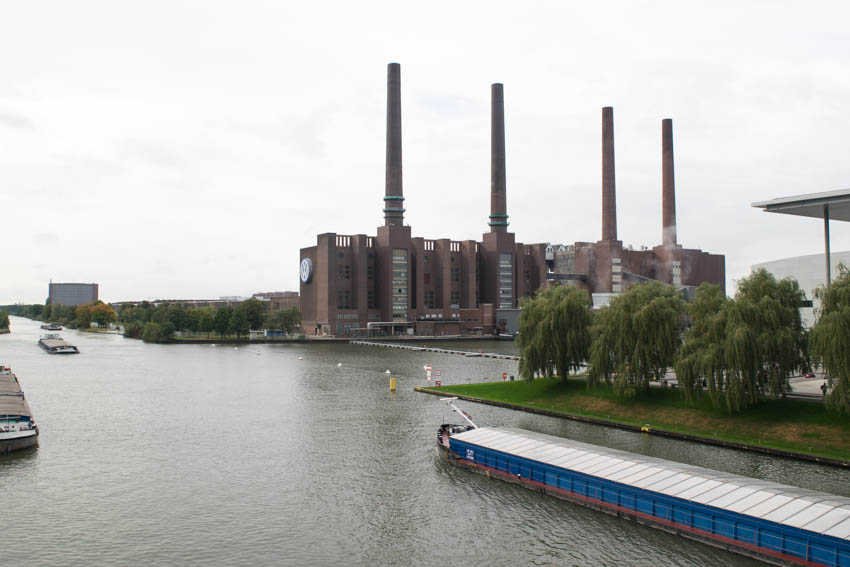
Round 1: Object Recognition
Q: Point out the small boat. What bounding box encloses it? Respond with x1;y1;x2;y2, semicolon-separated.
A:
38;334;79;354
437;398;850;567
0;366;39;455
496;333;516;341
40;323;63;331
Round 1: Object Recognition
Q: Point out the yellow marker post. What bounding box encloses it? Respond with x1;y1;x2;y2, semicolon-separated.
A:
389;377;397;391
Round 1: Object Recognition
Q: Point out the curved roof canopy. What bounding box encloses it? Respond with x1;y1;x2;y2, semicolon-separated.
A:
752;189;850;221
752;189;850;285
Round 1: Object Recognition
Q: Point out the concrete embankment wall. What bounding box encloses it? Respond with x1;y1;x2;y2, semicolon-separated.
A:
172;335;502;345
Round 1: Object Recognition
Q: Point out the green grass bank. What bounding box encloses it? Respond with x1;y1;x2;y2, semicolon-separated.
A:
419;378;850;465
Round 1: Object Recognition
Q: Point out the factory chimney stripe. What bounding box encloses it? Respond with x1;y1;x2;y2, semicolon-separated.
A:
489;83;508;233
602;107;617;241
662;118;677;247
384;62;404;226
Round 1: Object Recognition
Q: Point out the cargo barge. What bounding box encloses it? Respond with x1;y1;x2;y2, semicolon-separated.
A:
437;399;850;567
38;333;79;354
0;366;39;454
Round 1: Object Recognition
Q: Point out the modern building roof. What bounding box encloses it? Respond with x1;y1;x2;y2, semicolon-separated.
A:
453;426;850;540
752;189;850;222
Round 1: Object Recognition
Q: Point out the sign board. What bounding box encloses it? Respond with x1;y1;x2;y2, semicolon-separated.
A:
435;380;442;387
435;370;442;377
502;372;507;380
425;364;432;371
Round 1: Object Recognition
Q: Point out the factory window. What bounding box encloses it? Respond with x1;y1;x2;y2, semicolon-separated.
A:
450;291;460;307
337;289;351;310
451;267;460;282
367;264;374;280
337;265;344;280
392;249;408;320
499;253;513;309
344;265;351;280
367;290;375;309
524;270;530;282
425;291;435;309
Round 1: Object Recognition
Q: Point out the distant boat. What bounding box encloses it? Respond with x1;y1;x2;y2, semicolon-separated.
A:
0;366;39;454
37;334;79;354
40;323;62;331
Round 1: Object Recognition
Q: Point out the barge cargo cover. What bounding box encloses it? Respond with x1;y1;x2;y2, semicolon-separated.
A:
446;427;850;566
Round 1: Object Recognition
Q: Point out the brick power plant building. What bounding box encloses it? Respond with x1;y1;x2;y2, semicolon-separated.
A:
299;64;725;337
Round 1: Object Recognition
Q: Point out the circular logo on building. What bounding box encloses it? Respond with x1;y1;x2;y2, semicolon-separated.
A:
300;258;313;284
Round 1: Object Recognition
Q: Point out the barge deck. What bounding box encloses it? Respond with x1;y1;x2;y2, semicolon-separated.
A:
441;425;850;566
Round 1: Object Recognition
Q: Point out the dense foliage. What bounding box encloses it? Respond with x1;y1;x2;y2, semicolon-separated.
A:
517;286;592;382
811;266;850;415
0;310;9;331
2;301;114;330
675;271;808;413
118;299;300;343
588;281;685;397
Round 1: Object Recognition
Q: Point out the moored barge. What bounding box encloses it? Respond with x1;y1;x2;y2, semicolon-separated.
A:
38;334;79;354
0;366;39;454
437;400;850;567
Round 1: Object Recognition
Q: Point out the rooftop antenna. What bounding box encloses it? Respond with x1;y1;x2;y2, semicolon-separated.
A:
440;397;477;428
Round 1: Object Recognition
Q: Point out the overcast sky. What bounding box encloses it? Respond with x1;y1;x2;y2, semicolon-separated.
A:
3;1;849;304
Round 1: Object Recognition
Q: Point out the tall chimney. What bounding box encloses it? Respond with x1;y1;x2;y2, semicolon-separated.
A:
601;107;617;241
489;83;508;232
662;118;677;247
384;62;404;227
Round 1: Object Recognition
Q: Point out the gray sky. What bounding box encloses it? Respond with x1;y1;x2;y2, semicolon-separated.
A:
3;1;849;304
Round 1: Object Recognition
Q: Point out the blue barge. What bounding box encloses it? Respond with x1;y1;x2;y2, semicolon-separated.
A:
439;424;850;566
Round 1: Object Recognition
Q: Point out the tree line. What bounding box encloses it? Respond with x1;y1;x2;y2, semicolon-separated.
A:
517;267;850;415
118;299;300;343
3;301;117;330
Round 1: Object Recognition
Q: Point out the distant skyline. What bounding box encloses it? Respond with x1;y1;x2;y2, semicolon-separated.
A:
3;1;849;304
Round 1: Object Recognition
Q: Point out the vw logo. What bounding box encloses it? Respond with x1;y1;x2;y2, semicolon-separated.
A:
300;258;313;284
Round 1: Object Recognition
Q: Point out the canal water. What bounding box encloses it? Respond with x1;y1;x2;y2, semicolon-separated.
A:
2;316;848;566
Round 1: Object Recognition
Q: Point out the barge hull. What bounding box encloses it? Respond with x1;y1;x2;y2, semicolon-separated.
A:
0;432;38;455
443;430;850;567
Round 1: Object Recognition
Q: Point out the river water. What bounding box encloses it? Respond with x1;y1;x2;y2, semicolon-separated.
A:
2;315;848;566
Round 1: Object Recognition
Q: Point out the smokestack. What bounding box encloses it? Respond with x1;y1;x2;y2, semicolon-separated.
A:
602;107;617;241
489;83;508;233
662;118;677;247
384;62;404;226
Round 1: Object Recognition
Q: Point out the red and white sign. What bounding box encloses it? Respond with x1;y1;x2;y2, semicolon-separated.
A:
503;372;508;381
435;370;442;377
435;380;442;387
425;364;432;371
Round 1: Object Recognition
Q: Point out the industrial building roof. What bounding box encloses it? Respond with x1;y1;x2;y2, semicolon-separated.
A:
752;189;850;222
453;427;850;540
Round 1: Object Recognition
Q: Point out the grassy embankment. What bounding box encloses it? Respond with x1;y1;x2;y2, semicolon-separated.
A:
424;378;850;462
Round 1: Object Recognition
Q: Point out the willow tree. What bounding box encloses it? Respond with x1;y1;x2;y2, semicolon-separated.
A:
588;281;684;397
674;283;729;406
675;270;807;413
811;266;850;414
727;269;808;409
517;285;592;382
